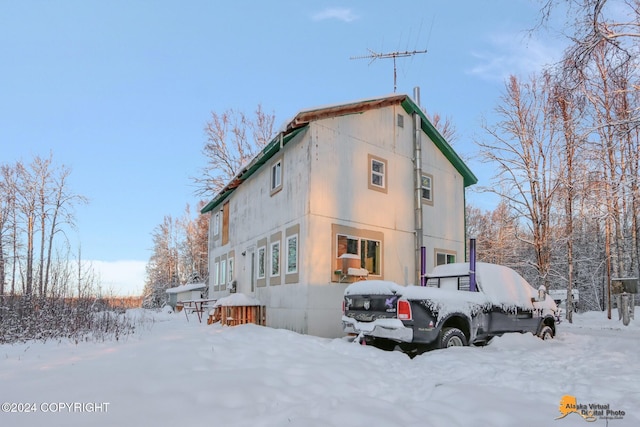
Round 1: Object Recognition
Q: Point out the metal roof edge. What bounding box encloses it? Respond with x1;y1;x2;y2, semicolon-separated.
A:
200;126;308;214
400;97;478;187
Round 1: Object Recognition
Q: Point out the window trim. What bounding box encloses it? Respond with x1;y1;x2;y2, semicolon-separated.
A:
257;246;266;280
421;173;434;206
435;249;457;266
213;211;221;237
285;224;300;284
219;256;227;290
227;254;234;283
270;155;283;196
286;234;298;275
332;224;384;282
213;259;220;291
368;154;388;193
270;240;280;278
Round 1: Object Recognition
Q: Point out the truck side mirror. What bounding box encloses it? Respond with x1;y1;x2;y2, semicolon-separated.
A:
537;285;547;302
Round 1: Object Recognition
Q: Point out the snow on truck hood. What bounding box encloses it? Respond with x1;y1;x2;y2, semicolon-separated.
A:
344;263;557;312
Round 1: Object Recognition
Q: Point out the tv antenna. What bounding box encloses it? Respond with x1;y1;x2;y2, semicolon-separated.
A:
350;48;427;92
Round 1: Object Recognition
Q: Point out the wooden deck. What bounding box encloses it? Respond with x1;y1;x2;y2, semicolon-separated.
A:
208;305;266;326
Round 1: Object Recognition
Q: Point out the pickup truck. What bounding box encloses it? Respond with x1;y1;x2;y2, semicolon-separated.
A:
342;262;558;355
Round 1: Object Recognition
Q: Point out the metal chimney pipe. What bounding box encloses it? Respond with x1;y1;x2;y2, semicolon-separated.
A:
420;246;426;286
413;87;424;287
469;238;477;292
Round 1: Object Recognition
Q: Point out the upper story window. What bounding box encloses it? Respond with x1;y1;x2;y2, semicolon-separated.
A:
421;174;433;205
213;211;220;236
270;156;283;195
368;154;387;193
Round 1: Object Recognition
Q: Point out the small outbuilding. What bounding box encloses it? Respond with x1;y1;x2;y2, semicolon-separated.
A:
165;283;208;309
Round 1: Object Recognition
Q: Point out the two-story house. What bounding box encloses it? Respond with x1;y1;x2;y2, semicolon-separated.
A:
201;93;477;338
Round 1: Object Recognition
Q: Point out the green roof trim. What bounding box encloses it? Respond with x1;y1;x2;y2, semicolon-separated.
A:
201;94;477;215
400;97;478;188
200;126;308;214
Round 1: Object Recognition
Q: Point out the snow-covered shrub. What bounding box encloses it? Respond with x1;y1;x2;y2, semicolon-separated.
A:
0;295;143;344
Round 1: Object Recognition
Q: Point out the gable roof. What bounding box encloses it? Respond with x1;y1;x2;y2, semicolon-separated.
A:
201;94;477;214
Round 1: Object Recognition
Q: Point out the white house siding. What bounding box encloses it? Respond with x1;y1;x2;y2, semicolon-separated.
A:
207;129;310;294
206;98;471;339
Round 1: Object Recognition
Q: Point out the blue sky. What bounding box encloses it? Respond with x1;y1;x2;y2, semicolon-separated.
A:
1;1;566;295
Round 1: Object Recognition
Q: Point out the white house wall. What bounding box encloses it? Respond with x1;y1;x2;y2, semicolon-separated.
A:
206;101;469;339
307;105;466;285
207;129;311;297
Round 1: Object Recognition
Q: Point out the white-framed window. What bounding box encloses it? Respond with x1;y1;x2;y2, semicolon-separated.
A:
270;240;280;276
368;154;387;192
271;159;282;193
336;234;381;275
213;212;220;236
220;259;226;286
286;234;298;274
436;251;456;266
371;159;385;187
421;174;433;202
214;261;220;286
228;257;234;283
257;246;266;279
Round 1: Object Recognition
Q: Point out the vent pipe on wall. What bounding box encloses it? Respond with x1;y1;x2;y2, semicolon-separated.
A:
469;237;477;292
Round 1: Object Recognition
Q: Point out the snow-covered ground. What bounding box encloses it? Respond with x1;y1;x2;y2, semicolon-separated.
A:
1;309;638;427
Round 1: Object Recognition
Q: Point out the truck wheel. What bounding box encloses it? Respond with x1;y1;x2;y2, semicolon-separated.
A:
440;327;467;348
538;325;554;340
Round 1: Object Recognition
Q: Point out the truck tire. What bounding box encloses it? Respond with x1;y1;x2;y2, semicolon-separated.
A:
538;325;554;340
440;327;467;348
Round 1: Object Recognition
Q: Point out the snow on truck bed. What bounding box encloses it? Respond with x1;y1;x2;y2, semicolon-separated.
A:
345;262;557;313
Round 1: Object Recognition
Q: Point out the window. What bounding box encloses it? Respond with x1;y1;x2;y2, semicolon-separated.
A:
337;234;358;256
371;160;385;187
368;155;387;193
271;158;282;194
214;261;220;286
220;259;226;286
286;234;298;274
270;241;280;277
436;251;456;266
397;113;404;128
213;212;220;236
228;257;234;282
257;246;266;279
337;234;381;275
421;174;433;203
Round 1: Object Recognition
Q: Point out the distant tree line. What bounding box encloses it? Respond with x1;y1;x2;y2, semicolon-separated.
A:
469;0;640;321
142;203;209;308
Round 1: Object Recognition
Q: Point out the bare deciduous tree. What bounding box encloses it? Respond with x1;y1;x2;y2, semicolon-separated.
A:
193;104;276;196
477;73;561;288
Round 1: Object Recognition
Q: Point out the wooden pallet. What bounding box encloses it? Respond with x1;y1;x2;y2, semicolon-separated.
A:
208;305;266;326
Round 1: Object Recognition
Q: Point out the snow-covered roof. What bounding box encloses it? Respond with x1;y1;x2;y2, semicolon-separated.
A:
213;293;262;307
165;283;207;294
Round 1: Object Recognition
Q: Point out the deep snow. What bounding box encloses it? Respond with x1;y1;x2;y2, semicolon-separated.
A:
1;308;638;427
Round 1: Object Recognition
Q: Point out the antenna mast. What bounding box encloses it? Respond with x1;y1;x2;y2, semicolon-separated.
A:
350;48;427;92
